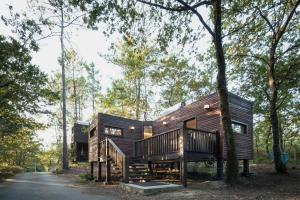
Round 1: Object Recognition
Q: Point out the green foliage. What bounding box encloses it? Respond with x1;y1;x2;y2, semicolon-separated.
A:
78;173;94;182
226;0;300;167
0;35;56;136
0;130;42;168
101;36;157;120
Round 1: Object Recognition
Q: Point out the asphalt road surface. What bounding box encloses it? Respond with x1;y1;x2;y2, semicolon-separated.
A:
0;172;119;200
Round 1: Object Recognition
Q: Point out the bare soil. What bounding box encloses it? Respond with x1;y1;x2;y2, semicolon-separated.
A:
60;165;300;200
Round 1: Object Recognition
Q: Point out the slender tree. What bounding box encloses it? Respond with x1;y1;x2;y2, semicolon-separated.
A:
85;62;101;115
29;0;85;170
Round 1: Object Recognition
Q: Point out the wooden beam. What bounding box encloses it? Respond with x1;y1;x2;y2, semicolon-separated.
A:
90;162;94;179
216;131;224;178
180;157;187;187
122;157;129;183
105;138;111;184
243;159;249;174
97;162;102;181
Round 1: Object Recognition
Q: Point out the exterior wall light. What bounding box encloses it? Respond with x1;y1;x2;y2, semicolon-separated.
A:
129;126;135;130
163;121;168;126
204;104;210;110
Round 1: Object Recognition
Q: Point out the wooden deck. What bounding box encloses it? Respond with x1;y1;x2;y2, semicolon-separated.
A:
134;127;219;162
93;126;222;187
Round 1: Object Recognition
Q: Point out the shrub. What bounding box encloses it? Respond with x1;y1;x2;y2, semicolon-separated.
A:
79;173;94;182
0;166;23;174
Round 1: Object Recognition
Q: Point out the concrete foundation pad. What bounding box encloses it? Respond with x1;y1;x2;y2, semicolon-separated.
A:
120;182;183;195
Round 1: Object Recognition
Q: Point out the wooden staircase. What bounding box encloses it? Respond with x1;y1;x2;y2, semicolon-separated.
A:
128;158;150;182
109;156;150;182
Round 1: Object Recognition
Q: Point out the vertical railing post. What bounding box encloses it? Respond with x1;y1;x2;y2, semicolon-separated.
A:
216;131;223;179
105;137;111;183
122;156;129;183
90;161;94;179
179;126;188;187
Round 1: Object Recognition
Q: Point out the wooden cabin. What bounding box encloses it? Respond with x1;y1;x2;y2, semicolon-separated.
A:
71;122;89;162
88;92;253;186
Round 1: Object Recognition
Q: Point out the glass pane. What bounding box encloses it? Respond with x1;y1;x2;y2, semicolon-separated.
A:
104;127;122;136
144;126;153;139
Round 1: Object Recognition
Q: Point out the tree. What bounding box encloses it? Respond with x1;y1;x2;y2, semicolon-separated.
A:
0;35;55;137
64;49;88;122
228;0;300;173
85;62;101;115
152;56;194;108
30;0;85;170
100;80;136;118
106;36;157;120
71;0;239;183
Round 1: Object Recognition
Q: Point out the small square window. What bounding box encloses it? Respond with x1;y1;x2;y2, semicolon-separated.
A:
104;126;123;136
232;122;247;134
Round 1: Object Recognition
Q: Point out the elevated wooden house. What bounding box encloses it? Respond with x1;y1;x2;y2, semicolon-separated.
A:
88;93;253;186
71;122;89;162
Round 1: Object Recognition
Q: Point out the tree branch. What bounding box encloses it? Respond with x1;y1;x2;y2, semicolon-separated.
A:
63;14;85;28
255;6;275;34
235;53;268;65
0;81;13;88
136;0;211;12
175;0;214;36
275;0;300;43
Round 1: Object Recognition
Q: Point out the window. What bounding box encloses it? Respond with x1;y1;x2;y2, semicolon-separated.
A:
144;125;153;139
232;122;247;134
184;118;197;129
104;126;123;136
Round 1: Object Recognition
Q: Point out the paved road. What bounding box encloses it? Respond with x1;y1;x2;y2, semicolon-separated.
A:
0;172;119;200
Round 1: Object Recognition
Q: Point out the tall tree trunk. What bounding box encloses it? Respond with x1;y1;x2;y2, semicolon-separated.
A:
60;3;68;170
135;78;141;120
212;0;238;184
268;46;287;173
265;125;271;154
92;68;96;114
72;66;78;122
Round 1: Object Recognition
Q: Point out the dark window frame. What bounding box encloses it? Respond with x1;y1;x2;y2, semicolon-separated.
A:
104;126;123;137
231;121;247;134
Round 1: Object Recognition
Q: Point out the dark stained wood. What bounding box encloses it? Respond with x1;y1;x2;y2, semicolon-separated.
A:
87;92;253;185
90;162;94;179
97;162;102;181
71;122;89;162
152;92;253;161
243;159;250;174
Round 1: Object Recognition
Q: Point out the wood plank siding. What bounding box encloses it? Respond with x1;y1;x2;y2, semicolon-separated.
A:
152;92;253;160
88;92;253;163
71;122;89;162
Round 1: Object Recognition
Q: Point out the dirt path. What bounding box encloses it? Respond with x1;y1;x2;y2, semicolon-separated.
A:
4;167;299;200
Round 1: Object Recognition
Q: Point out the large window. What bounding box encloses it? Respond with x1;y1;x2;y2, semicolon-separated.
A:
232;122;247;134
104;126;123;136
144;125;153;139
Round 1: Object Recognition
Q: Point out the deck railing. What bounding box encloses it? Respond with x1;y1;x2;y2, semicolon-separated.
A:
185;128;216;154
99;137;129;182
135;128;181;158
134;127;217;159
